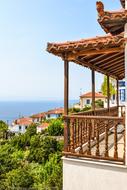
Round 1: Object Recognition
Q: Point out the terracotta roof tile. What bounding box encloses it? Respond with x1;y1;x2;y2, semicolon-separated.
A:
46;107;64;115
80;92;106;98
37;123;49;129
96;1;127;35
31;113;46;119
14;117;33;126
47;33;124;55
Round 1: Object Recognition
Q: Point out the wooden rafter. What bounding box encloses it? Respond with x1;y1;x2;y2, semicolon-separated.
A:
75;58;118;79
93;52;123;66
99;54;124;68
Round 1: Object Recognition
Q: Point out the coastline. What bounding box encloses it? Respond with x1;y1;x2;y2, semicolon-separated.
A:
0;100;78;124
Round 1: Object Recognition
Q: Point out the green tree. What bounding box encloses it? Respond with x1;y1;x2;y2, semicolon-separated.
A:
101;76;116;97
26;123;37;136
3;165;34;190
47;119;64;136
0;120;8;139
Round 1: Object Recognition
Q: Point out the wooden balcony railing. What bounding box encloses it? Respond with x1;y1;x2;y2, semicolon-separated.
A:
63;114;125;164
73;106;119;117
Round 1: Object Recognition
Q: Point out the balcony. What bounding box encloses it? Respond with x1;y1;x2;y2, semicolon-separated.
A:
63;106;125;164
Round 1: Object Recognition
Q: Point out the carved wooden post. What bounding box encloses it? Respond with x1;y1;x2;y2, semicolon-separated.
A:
79;120;83;153
107;75;110;114
96;121;100;156
70;119;75;153
87;121;91;155
64;58;69;152
116;79;119;116
114;123;118;159
92;69;95;113
104;122;109;157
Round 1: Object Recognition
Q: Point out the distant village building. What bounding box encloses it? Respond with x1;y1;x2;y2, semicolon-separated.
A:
31;113;45;123
45;108;64;119
37;122;49;133
31;108;64;122
80;92;106;109
9;117;33;134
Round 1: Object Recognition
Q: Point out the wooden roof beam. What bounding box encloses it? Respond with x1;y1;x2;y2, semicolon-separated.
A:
100;59;124;70
67;47;123;61
106;62;124;72
75;58;117;79
93;51;124;66
113;68;124;75
99;55;124;68
87;53;112;63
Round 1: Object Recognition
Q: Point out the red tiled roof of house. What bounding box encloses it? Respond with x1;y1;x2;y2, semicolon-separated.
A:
46;107;64;115
14;117;33;126
31;112;46;119
80;92;106;98
37;123;49;129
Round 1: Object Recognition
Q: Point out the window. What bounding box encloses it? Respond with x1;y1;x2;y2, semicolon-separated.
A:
19;126;21;130
25;126;28;129
119;89;125;102
86;99;90;105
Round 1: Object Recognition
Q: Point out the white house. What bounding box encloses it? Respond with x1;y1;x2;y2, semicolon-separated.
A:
36;122;49;133
9;117;33;134
45;108;64;119
80;92;106;109
31;112;45;123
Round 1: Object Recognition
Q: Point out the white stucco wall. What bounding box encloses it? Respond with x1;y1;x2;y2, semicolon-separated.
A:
9;124;27;134
63;157;127;190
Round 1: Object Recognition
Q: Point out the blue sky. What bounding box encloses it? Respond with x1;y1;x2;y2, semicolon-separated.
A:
0;0;121;101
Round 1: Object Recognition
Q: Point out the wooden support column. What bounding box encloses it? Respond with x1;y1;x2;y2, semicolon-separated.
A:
116;79;119;107
107;75;110;113
116;79;119;117
64;59;69;152
92;69;95;113
64;59;69;115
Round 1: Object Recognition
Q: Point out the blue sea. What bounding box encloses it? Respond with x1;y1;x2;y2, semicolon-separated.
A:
0;100;78;124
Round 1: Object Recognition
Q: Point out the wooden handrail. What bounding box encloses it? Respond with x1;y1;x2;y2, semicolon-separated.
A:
64;115;123;120
63;112;125;164
73;106;119;117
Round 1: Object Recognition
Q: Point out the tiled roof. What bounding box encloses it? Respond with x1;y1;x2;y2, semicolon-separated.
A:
31;113;46;119
97;1;127;35
47;1;125;80
80;92;106;98
37;123;49;129
47;108;64;115
14;117;33;126
47;33;124;55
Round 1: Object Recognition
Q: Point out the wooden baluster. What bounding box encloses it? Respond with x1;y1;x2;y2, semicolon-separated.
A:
114;122;118;159
74;119;76;148
70;119;75;153
96;121;100;156
68;119;71;152
64;117;69;152
77;119;80;146
79;120;83;153
84;120;86;143
87;120;91;155
82;120;85;144
104;121;109;157
91;119;95;140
